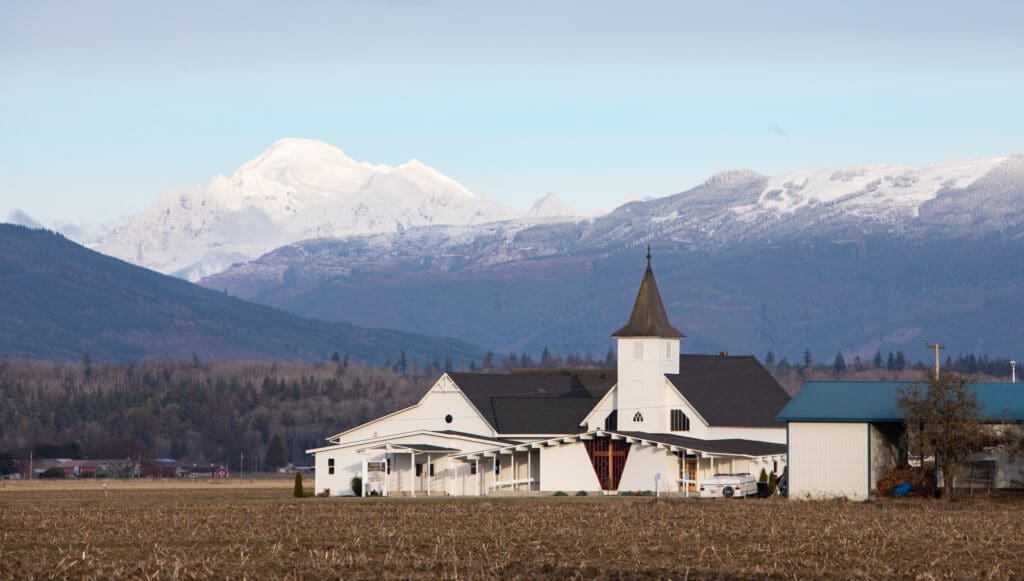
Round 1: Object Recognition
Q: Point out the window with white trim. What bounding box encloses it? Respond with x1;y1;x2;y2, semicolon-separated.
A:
327;458;335;475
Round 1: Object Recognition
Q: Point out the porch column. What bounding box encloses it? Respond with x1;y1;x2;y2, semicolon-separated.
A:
409;451;416;498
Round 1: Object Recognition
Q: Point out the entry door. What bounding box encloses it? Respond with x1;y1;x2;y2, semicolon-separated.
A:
680;458;698;491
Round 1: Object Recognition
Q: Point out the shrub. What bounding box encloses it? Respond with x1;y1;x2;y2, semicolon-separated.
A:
552;491;568;496
768;472;778;495
350;475;363;497
759;468;768;483
41;466;66;479
316;488;330;498
293;472;305;498
575;490;588;496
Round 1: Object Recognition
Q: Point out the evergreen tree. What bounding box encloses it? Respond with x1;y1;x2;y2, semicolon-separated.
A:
482;350;495;371
873;351;883;368
765;350;776;366
394;350;408;376
887;351;896;371
832;352;847;374
443;356;453;373
81;352;93;381
293;472;305;498
603;348;616;368
895;350;907;371
330;351;341;364
265;434;287;469
802;349;813;369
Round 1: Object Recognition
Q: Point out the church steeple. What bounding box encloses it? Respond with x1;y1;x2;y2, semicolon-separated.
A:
612;247;685;339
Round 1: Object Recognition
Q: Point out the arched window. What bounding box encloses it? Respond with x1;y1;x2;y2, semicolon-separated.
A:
633;411;644;423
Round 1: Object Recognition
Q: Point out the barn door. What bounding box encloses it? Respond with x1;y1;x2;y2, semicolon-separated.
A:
584;437;631;490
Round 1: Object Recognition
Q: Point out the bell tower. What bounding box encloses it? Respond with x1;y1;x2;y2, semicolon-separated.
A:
612;247;685;433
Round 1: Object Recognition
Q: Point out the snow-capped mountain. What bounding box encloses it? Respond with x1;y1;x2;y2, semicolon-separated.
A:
95;138;520;280
526;193;576;218
200;152;1024;361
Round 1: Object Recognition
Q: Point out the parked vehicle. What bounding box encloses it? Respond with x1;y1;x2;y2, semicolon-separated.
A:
699;473;757;498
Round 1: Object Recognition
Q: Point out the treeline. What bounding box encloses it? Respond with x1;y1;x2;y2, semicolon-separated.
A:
0;356;437;470
0;348;610;471
764;349;1018;394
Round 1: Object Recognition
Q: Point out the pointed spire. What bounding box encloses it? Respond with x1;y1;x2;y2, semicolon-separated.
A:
612;248;685;339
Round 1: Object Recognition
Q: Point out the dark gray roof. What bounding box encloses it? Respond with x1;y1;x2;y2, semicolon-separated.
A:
667;355;790;428
614;431;787;457
612;257;685;339
448;369;616;434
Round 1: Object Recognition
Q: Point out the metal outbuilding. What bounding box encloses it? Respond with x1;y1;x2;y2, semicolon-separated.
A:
778;381;1024;500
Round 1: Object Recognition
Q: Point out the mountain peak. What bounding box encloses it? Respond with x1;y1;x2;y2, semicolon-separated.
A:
526;192;576;218
701;169;765;188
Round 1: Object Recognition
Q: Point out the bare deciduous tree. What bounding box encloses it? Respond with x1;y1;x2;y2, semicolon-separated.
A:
898;374;984;500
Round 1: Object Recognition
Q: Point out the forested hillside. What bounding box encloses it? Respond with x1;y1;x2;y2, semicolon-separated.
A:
0;225;481;364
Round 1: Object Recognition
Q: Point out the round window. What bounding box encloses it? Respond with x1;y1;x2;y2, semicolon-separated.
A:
445;414;453;424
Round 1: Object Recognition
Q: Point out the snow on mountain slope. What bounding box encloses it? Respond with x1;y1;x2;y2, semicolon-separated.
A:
96;138;520;280
526;193;577;218
730;156;1008;225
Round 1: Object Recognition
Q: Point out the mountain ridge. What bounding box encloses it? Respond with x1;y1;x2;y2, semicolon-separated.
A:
199;153;1024;361
0;224;483;364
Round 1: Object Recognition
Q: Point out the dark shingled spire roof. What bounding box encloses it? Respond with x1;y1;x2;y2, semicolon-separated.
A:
612;247;685;339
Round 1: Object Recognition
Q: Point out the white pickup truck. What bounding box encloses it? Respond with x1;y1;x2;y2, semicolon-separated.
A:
698;473;758;498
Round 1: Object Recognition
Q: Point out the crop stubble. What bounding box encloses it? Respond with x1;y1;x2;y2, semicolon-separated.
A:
1;483;1023;579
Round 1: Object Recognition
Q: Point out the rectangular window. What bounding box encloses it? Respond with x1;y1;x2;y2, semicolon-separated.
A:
470;461;477;475
415;463;423;477
386;459;391;475
494;459;501;475
633;342;644;359
670;409;690;431
428;464;435;477
327;458;335;475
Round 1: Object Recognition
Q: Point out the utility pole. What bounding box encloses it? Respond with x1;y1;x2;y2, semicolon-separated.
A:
240;452;244;480
924;343;945;378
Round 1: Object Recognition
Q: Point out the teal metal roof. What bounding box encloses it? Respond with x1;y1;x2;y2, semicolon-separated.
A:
777;381;1024;423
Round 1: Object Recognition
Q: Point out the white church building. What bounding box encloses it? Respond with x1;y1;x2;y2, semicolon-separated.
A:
308;253;790;496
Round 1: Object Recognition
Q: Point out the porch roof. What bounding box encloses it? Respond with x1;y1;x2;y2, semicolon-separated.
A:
357;443;460;454
450;429;785;460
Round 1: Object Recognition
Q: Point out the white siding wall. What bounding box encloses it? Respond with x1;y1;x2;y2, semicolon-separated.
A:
539;444;602;492
331;377;495;444
617;338;679;433
789;422;869;501
617;445;677;493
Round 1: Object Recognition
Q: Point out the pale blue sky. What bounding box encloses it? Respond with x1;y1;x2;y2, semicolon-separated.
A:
2;0;1023;223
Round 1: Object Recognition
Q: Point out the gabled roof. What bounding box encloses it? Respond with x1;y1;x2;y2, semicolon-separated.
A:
778;381;1024;423
448;369;617;434
667;355;790;427
612;253;685;339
